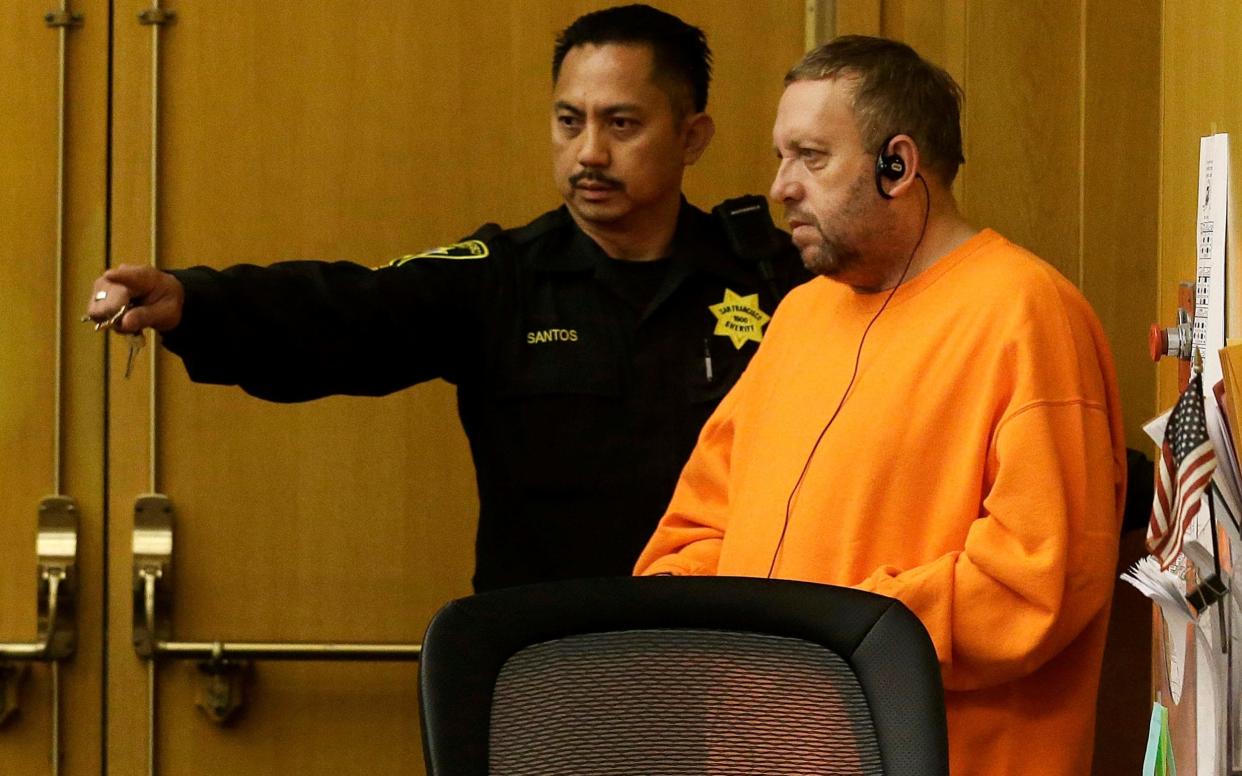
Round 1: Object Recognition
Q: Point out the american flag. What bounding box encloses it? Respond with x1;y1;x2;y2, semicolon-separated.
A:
1147;370;1218;569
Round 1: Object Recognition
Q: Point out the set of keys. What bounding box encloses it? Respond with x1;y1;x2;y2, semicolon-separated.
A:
81;296;146;379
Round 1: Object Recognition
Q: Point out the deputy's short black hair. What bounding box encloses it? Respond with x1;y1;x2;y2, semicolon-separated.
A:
552;4;712;116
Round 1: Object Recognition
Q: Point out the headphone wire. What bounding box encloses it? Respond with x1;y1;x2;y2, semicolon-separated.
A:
766;173;931;578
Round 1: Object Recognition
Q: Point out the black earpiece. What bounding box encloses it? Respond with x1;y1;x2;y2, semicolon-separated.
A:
874;134;906;199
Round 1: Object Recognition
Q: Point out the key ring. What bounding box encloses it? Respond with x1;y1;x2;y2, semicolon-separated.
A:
93;302;133;331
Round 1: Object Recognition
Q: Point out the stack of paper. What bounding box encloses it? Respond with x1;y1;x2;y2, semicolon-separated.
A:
1122;557;1195;703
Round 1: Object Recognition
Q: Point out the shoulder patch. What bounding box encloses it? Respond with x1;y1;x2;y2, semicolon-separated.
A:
387;239;490;267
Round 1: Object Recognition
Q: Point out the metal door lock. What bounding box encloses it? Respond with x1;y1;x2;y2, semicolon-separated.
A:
137;7;175;25
0;665;29;728
38;496;79;662
131;494;419;736
132;494;174;659
44;10;84;27
1;495;80;669
195;654;253;725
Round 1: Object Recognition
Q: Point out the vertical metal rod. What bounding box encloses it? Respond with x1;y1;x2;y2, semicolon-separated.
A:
45;569;63;775
50;660;60;776
51;8;70;775
147;1;162;494
52;0;68;497
142;568;158;774
147;659;156;776
144;5;168;759
144;571;158;776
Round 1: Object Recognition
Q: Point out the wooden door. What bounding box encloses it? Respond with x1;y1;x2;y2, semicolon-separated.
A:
0;2;108;774
104;2;805;773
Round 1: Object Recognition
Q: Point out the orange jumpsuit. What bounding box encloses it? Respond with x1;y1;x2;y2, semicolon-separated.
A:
635;229;1126;775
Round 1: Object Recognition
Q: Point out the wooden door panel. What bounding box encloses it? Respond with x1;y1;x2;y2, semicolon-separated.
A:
0;2;108;774
107;3;479;768
0;7;62;766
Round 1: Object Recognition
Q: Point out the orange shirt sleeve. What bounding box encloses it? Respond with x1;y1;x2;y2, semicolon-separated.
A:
854;400;1124;691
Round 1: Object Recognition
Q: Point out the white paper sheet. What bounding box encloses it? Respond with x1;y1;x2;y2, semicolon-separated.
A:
1195;133;1230;394
1123;557;1195;703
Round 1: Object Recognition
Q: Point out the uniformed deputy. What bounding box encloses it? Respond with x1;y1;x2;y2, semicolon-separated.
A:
86;4;808;591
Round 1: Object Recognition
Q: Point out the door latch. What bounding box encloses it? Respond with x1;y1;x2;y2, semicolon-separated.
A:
132;494;174;659
0;496;79;728
196;652;253;725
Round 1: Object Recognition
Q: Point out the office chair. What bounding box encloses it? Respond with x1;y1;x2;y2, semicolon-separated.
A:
419;575;948;775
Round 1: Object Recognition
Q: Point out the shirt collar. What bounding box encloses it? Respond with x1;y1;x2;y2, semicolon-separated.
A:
532;198;753;288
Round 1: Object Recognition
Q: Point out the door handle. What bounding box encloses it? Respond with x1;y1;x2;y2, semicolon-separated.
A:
132;494;419;731
0;498;79;664
132;497;419;665
0;496;79;776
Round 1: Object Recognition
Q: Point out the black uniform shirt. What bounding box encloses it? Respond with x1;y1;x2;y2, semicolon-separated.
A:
162;200;807;591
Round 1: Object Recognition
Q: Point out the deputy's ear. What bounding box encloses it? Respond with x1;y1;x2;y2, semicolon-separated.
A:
682;112;715;165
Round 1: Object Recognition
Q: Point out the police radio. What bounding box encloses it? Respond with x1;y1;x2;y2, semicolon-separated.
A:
712;194;787;302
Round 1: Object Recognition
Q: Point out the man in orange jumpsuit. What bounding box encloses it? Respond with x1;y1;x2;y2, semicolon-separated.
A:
636;36;1127;775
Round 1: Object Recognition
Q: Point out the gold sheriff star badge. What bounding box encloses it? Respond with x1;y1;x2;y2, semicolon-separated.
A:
709;289;771;349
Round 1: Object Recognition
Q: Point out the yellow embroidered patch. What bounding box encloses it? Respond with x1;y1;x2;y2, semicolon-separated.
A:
709;289;770;349
387;239;490;266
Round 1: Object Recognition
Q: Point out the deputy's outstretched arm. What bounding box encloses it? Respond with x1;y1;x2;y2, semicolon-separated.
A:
85;231;498;403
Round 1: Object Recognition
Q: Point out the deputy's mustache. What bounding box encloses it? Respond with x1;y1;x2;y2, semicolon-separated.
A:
569;170;625;190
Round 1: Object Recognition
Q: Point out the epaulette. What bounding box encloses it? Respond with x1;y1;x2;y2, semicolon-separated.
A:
384;223;504;267
469;222;505;243
711;195;786;264
503;209;567;247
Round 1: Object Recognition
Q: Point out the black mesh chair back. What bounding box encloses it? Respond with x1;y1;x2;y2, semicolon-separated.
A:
419;576;948;776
